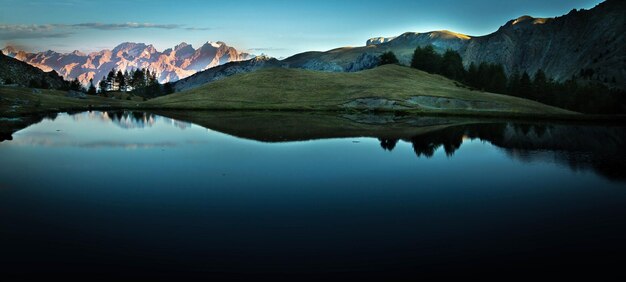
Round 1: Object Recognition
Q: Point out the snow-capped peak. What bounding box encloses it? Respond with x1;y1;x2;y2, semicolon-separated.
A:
207;41;223;48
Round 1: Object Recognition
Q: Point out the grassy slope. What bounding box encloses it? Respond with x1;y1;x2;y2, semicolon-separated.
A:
0;86;136;117
145;65;576;117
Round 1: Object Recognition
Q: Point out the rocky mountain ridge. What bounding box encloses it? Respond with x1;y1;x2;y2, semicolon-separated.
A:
284;0;624;87
2;41;252;86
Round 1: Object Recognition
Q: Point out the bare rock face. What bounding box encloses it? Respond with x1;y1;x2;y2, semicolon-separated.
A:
346;53;381;72
285;0;625;87
366;37;397;46
181;0;624;93
1;41;252;86
462;0;625;85
283;30;472;72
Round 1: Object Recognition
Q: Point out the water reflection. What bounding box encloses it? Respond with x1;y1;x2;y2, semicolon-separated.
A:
3;111;626;181
1;111;625;277
152;111;626;182
67;111;192;130
376;123;626;181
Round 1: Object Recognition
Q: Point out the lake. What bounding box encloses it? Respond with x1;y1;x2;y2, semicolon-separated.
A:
1;111;625;279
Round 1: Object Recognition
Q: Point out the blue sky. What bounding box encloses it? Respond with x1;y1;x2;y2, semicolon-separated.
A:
0;0;604;57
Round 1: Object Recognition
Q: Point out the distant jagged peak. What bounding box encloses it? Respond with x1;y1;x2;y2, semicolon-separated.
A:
115;42;140;48
70;50;85;56
112;42;148;52
1;46;29;59
203;41;224;48
1;45;31;58
174;42;193;51
143;44;157;54
2;45;18;54
1;40;250;85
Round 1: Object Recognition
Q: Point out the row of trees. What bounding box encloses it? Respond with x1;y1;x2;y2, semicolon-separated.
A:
59;68;173;98
16;67;173;99
98;68;159;93
380;46;625;113
26;77;82;92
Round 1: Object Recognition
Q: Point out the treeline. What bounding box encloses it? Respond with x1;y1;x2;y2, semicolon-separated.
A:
57;68;174;99
27;78;52;89
26;76;80;92
380;46;626;114
98;68;165;97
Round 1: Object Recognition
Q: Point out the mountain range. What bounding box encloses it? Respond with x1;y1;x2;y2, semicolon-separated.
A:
1;41;252;85
282;0;624;86
1;0;624;92
171;0;624;92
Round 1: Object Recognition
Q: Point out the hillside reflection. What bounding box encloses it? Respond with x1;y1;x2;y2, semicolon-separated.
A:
69;110;192;130
2;111;625;181
375;123;625;181
153;111;625;182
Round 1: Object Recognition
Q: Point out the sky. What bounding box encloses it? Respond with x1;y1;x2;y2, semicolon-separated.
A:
0;0;605;58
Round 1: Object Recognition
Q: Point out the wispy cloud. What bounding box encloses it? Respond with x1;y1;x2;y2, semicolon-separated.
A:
72;22;183;30
0;24;71;39
0;22;210;40
247;47;288;52
184;27;213;31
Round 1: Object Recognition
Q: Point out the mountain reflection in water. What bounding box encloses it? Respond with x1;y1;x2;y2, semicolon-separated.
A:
153;111;626;182
3;111;626;182
1;110;625;278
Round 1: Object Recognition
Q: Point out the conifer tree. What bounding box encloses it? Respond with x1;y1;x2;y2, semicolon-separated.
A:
116;70;126;89
440;49;465;81
378;51;399;66
99;76;107;95
411;45;441;74
87;78;97;95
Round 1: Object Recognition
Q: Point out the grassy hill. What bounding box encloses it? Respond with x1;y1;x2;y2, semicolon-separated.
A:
0;86;136;117
145;64;576;117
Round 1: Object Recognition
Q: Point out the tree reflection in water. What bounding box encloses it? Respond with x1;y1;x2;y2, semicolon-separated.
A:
378;122;626;182
3;111;625;182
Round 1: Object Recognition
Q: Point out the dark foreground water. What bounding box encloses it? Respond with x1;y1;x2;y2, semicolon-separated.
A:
1;111;625;279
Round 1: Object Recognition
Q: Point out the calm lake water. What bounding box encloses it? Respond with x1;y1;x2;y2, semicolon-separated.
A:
1;111;625;279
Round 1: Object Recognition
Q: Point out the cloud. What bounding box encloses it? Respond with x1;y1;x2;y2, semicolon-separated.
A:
0;24;72;39
0;22;211;40
71;22;182;30
247;47;288;51
184;27;213;31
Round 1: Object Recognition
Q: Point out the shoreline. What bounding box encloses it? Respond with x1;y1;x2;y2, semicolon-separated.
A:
3;107;625;143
